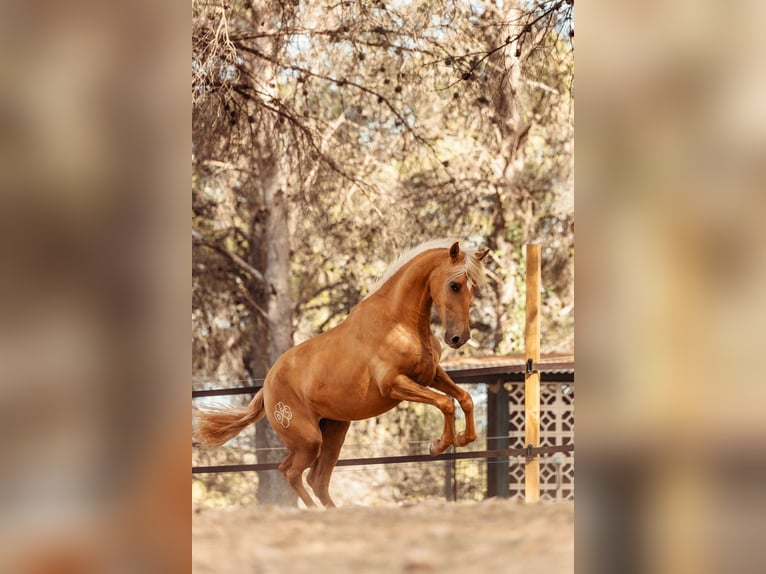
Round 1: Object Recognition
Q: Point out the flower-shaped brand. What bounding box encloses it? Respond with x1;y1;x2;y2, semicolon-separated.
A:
274;401;293;428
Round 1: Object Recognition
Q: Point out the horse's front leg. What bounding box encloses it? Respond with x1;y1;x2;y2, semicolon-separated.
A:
431;366;477;447
380;374;456;455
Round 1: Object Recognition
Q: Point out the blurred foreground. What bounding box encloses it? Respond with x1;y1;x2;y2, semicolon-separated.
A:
577;0;766;572
193;498;573;574
0;0;189;572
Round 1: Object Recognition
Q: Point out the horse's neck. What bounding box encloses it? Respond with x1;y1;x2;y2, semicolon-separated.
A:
374;251;439;338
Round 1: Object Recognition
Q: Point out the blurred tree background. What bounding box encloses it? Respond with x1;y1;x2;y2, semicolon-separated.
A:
192;0;573;507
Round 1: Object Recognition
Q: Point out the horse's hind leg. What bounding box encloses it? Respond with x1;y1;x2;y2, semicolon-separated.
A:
282;446;320;508
279;434;322;508
307;419;350;508
278;451;294;473
277;425;322;508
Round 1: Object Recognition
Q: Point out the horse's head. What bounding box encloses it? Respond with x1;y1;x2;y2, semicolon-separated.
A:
430;242;489;349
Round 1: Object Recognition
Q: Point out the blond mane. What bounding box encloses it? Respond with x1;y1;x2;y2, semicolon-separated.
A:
366;238;485;298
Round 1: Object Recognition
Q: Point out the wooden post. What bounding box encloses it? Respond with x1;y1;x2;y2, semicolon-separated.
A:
525;244;541;503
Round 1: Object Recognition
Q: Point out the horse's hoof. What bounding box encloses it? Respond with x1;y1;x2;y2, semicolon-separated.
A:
429;442;436;455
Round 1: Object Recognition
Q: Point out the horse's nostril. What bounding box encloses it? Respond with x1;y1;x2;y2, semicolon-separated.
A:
451;335;461;345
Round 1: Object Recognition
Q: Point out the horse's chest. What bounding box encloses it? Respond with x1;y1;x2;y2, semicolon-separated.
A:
407;357;437;385
383;325;439;385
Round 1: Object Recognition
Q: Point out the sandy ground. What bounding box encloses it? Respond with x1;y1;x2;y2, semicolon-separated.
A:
193;498;573;574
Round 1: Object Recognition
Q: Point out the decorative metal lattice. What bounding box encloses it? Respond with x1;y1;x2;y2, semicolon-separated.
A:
507;382;574;501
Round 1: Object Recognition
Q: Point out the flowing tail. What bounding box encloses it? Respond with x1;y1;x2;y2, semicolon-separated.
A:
194;389;265;450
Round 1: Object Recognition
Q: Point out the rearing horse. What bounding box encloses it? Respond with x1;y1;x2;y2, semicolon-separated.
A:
195;239;490;507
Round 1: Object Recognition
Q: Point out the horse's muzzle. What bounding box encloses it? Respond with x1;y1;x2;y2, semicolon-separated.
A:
445;329;470;349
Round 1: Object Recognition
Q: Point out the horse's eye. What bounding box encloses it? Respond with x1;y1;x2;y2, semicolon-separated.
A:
450;282;461;293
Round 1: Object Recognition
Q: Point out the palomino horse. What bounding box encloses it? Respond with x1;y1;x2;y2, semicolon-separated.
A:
194;239;489;507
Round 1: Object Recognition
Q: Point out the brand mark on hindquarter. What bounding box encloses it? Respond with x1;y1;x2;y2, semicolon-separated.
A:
274;401;293;428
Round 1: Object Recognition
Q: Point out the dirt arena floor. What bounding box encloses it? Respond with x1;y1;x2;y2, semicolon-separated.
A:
193;498;574;574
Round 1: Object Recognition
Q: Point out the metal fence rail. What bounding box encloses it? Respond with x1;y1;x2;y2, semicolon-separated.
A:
193;444;575;474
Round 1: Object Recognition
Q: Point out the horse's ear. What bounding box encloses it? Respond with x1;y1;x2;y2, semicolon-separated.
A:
476;248;490;261
449;242;460;262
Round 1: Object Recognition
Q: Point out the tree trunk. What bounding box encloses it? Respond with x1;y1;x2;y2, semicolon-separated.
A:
252;135;297;507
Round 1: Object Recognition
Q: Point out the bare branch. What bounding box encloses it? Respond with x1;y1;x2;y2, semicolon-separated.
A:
192;229;265;285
